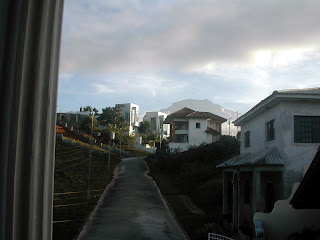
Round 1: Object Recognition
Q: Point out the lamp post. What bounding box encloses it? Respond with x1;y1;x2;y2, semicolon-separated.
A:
108;131;115;171
119;128;122;159
87;110;94;200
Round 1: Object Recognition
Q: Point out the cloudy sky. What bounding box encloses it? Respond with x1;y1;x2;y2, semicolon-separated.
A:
58;0;320;114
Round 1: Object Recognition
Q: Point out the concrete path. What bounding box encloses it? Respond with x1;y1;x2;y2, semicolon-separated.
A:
77;157;187;240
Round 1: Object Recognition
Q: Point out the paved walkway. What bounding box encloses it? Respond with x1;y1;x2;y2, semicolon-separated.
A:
77;157;187;240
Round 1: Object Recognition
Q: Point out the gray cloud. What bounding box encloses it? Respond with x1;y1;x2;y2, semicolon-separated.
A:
60;0;320;73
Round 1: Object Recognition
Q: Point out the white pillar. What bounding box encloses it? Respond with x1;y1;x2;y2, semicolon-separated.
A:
253;170;261;214
0;1;64;239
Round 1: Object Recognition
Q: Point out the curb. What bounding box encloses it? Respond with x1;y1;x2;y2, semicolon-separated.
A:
76;161;122;240
143;160;191;240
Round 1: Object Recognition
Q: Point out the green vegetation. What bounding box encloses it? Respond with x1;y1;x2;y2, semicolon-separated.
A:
138;121;151;134
98;105;127;129
53;140;120;240
145;136;240;240
80;115;99;132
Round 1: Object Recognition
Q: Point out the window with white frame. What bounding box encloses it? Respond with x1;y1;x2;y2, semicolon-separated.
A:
196;122;200;128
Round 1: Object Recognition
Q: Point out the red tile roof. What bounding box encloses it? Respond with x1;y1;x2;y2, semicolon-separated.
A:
164;107;227;124
205;127;220;135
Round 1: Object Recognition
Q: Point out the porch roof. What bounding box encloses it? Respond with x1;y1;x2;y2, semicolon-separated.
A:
216;147;283;168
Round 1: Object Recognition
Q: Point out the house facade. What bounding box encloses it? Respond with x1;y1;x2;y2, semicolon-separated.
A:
57;107;92;129
164;107;227;152
116;103;139;135
142;111;170;139
217;88;320;235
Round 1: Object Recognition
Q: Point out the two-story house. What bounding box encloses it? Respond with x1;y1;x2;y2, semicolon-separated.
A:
116;103;139;136
142;111;170;139
57;107;92;129
164;107;227;152
217;87;320;235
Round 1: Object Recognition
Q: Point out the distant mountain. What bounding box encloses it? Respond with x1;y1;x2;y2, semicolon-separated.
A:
159;99;241;136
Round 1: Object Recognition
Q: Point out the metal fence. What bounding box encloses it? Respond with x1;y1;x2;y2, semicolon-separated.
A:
208;233;234;240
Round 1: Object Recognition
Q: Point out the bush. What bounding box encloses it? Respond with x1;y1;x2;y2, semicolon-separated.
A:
154;135;240;173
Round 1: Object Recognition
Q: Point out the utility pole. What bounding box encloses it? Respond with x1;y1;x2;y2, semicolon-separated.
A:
237;111;239;135
87;110;94;200
159;128;162;149
119;128;122;159
229;118;232;136
108;131;115;171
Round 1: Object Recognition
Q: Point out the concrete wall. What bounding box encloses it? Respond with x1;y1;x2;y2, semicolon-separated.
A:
239;101;320;198
280;101;320;197
132;144;156;153
240;103;283;155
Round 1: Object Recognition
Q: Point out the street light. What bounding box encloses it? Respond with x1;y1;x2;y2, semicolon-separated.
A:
87;110;94;200
119;128;122;159
108;131;115;171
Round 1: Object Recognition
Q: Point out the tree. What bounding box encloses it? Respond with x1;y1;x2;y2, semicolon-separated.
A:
138;121;151;134
80;115;99;133
99;105;126;128
82;105;99;114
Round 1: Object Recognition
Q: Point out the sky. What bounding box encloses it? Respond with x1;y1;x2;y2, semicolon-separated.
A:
57;0;320;115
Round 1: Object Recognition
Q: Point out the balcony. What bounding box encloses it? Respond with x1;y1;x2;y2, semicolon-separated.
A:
175;129;189;135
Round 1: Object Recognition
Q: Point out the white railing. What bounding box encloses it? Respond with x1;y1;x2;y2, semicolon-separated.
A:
208;233;234;240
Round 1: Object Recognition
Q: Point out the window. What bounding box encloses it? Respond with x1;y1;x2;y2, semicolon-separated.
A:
151;118;156;130
266;119;275;142
196;122;201;128
244;131;250;148
294;116;320;143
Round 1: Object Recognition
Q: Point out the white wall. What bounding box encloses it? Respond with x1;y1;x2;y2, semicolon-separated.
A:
117;103;139;135
188;119;210;146
169;142;189;152
240;103;283;155
143;111;169;137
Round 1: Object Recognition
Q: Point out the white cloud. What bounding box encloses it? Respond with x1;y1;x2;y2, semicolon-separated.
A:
93;83;116;94
91;74;189;97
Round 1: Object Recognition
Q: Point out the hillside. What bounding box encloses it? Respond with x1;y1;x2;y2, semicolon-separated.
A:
159;99;240;136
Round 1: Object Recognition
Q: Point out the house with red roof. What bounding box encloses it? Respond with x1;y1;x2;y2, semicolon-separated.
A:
163;107;227;152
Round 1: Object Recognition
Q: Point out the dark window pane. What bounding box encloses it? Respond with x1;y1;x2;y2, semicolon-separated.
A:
294;116;320;143
244;131;250;148
266;119;275;142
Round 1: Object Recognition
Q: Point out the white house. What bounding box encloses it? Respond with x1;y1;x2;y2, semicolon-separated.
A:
116;103;139;135
142;111;170;139
164;107;227;152
217;87;320;236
